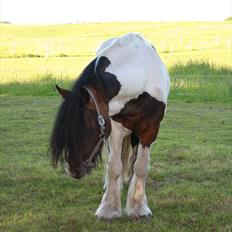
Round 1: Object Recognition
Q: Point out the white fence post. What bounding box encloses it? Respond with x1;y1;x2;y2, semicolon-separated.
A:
190;37;193;50
179;35;183;49
215;36;220;47
45;42;49;58
170;44;173;54
11;41;16;57
228;37;232;49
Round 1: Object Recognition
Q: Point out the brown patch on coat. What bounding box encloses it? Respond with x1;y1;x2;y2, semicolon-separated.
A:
112;92;165;147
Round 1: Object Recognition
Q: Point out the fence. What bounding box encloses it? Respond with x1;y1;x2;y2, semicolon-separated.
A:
2;35;232;58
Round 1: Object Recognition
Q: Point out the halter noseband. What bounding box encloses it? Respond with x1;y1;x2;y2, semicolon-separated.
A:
82;87;106;167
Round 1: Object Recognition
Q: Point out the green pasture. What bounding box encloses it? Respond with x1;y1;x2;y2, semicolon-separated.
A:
0;98;231;232
0;22;232;103
0;22;232;231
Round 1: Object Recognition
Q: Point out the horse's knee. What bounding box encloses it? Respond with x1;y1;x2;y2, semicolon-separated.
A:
134;162;149;179
108;159;122;179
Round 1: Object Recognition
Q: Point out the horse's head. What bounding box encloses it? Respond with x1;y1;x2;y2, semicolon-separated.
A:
50;57;120;179
51;83;110;179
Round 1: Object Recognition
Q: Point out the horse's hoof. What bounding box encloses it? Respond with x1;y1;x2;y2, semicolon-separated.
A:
130;212;152;221
137;213;153;220
125;205;152;220
95;206;122;221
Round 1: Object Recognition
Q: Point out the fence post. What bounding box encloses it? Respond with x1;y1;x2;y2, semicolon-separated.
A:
45;42;49;58
11;41;16;57
190;37;193;50
215;36;220;47
162;40;166;52
179;35;183;50
228;37;232;50
170;44;173;54
201;41;204;50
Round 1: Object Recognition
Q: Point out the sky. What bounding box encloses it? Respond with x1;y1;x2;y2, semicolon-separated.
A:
0;0;231;24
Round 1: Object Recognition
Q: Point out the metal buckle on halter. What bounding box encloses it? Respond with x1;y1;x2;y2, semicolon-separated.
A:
98;115;105;127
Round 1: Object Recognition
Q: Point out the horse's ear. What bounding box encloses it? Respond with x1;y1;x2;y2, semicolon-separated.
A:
95;56;111;76
79;87;90;105
55;85;70;98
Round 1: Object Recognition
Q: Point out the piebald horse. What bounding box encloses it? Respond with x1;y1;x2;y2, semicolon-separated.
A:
50;33;170;220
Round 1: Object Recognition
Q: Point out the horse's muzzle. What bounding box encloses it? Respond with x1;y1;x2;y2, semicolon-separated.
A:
65;162;91;179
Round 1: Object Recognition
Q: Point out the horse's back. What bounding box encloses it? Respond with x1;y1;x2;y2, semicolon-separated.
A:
97;33;170;116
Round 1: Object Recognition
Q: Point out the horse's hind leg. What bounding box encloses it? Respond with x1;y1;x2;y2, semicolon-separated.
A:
96;120;129;220
125;144;152;218
127;133;139;183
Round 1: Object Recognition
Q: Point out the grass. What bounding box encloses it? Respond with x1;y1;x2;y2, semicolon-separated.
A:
0;21;232;231
0;22;231;83
170;60;232;103
0;97;231;231
0;22;231;103
1;60;231;104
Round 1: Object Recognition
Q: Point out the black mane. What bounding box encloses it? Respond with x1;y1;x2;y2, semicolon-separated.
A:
49;58;98;167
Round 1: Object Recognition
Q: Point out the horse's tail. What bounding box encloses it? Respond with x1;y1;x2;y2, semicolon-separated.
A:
121;133;139;185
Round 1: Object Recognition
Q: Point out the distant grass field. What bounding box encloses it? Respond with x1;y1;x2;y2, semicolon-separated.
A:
0;22;232;231
0;22;231;103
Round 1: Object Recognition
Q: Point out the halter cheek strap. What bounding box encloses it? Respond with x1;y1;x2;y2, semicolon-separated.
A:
82;87;106;167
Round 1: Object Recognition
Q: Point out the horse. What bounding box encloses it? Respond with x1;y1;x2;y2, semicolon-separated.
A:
50;33;170;220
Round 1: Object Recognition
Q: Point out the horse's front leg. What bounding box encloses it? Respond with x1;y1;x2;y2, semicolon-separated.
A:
125;144;152;218
96;120;127;220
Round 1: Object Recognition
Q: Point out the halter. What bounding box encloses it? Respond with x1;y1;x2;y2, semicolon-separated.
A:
82;87;106;167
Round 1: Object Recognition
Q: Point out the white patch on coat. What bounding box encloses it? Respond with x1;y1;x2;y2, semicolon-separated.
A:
96;33;170;116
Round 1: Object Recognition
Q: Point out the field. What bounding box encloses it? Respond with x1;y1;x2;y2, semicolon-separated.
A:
0;22;232;231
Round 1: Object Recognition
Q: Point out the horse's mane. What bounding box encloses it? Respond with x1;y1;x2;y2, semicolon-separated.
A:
49;58;98;167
